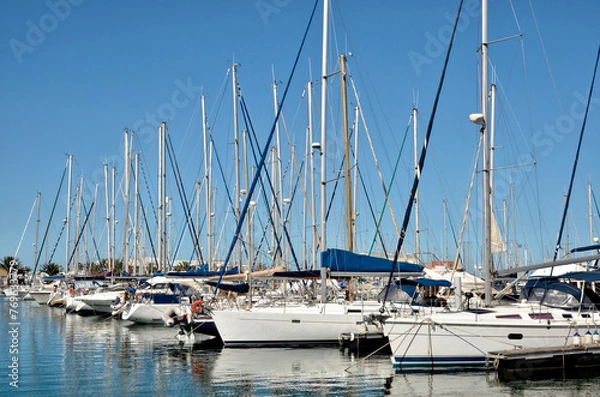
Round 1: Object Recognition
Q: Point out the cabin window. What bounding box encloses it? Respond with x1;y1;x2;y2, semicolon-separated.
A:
291;319;301;324
528;313;553;320
507;333;523;340
496;314;522;319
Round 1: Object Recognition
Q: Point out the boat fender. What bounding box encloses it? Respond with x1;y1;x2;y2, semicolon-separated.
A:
570;331;581;346
192;300;204;314
69;287;74;295
349;332;355;342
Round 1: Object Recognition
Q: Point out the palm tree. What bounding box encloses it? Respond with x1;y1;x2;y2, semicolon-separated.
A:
41;263;62;276
1;256;21;271
174;261;189;272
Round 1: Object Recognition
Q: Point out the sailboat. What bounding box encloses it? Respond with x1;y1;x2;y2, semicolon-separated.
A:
381;0;600;370
208;0;430;347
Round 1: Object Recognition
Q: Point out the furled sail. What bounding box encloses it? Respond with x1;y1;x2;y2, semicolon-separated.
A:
491;212;506;253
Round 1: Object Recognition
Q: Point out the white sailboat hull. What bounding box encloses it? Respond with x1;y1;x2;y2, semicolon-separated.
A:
122;302;181;324
383;304;595;369
79;291;125;314
211;302;382;347
29;290;53;305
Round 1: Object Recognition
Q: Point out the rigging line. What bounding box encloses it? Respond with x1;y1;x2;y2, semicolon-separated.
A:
527;0;563;115
65;202;95;272
239;94;301;271
368;114;412;255
239;95;285;261
356;159;389;258
508;0;522;33
551;46;600;264
348;73;402;242
383;0;464;304
282;154;305;271
14;196;38;259
81;198;103;266
213;0;320;295
447;201;462;264
167;183;201;269
515;18;547;259
333;0;400;157
450;137;482;281
187;213;207;269
178;92;203;176
137;185;159;273
47;195;76;266
138;155;159;227
166;134;205;266
208;131;236;216
31;161;68;278
592;187;600;225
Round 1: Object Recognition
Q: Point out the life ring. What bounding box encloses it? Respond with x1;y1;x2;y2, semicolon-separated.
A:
192;300;204;314
135;291;143;301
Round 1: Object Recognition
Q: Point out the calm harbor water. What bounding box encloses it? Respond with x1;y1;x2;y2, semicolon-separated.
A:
1;296;599;396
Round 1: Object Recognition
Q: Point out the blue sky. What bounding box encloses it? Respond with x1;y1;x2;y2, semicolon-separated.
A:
1;0;599;274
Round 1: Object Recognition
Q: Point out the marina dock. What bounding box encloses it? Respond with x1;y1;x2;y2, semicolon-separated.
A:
488;342;600;381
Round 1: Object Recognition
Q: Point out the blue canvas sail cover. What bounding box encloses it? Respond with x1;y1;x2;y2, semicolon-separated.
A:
166;265;239;278
204;281;249;293
321;248;424;276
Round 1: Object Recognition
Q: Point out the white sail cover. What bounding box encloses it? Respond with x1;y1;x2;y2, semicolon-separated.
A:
491;212;506;253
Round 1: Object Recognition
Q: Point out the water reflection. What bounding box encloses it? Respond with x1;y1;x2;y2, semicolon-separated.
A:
2;298;599;396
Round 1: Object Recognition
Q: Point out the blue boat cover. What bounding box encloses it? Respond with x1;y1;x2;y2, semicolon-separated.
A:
559;270;600;283
321;248;423;274
204;281;249;293
410;278;452;287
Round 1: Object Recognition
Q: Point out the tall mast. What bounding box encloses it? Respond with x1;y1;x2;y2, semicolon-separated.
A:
92;183;98;272
340;54;353;252
353;105;359;246
111;166;116;279
34;191;41;273
413;106;420;261
201;94;212;268
243;127;251;268
74;177;83;271
490;83;496;211
271;73;283;266
123;129;132;275
65;154;73;272
158;121;167;273
481;0;492;306
308;78;318;269
103;163;110;274
319;0;330;302
232;63;241;271
589;183;594;245
503;198;508;269
133;153;140;274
